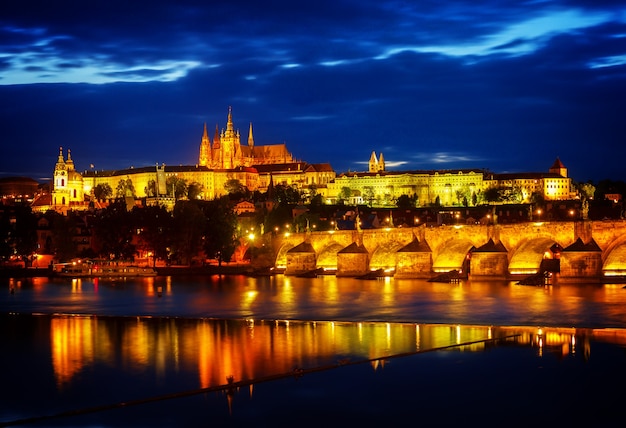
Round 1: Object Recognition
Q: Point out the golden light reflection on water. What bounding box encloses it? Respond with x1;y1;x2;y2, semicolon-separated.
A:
48;315;626;391
50;316;95;388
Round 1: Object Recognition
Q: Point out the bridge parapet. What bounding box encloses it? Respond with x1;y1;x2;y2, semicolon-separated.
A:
265;220;626;279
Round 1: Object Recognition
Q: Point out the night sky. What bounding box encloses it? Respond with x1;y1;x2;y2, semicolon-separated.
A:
1;0;625;184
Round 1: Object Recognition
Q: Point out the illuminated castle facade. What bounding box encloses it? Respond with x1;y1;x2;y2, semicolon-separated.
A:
35;108;332;213
327;153;574;206
34;107;575;214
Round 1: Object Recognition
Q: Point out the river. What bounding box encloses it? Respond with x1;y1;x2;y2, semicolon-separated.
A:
1;274;625;427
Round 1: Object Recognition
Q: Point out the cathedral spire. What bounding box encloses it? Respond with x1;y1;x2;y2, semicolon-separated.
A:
213;124;221;148
202;122;209;141
199;123;210;166
226;106;234;134
248;122;254;148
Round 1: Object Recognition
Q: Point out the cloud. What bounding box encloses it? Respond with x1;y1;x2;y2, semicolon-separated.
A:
1;1;625;183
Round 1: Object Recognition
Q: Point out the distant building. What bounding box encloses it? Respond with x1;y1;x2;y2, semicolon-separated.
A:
327;155;575;206
0;176;39;204
484;157;575;201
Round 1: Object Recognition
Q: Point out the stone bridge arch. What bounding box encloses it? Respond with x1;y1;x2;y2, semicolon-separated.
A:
275;242;296;269
432;239;474;273
317;242;345;270
369;240;406;270
602;234;626;276
508;237;558;275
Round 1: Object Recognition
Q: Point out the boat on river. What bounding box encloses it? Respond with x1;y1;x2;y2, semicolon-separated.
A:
54;260;157;278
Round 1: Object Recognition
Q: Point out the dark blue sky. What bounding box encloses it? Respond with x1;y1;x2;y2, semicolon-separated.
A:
1;0;625;184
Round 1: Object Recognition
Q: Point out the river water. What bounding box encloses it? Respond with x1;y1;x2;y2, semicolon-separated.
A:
1;274;626;427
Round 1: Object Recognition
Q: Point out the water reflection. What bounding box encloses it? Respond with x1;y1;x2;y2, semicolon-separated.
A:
43;314;624;392
2;271;626;427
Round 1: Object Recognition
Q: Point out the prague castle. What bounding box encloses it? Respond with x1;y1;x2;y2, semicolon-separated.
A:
37;108;334;213
34;108;576;214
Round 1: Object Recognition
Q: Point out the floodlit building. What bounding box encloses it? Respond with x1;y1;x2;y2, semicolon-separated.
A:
35;108;331;213
484;157;575;202
31;105;576;215
327;155;575;206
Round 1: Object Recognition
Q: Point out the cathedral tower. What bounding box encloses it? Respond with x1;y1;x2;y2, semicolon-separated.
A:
369;151;378;173
369;151;385;172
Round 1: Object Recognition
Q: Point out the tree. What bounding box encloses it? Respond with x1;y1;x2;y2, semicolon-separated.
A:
364;186;375;207
200;197;238;266
49;212;78;262
171;200;205;265
483;187;502;203
273;183;301;204
224;179;246;196
188;182;204;200
576;182;596;200
131;205;172;267
529;191;545;205
338;187;352;204
166;176;188;199
307;184;318;202
92;200;136;260
396;194;416;209
144;179;157;197
93;183;113;201
0;205;38;265
115;178;136;199
310;193;323;207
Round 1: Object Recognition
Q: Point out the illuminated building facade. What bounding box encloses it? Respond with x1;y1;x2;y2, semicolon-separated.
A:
50;147;85;213
37;108;332;213
327;156;574;206
35;106;574;215
484;157;575;202
328;169;484;206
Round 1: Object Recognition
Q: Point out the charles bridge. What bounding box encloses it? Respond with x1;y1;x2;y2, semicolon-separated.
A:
261;220;626;281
